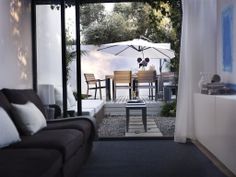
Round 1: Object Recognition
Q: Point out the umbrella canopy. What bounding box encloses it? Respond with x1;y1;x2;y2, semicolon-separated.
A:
97;38;175;59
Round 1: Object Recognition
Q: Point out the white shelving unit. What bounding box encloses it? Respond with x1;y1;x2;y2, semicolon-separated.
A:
194;93;236;174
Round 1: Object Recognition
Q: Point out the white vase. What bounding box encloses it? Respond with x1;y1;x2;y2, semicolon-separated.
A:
198;72;207;92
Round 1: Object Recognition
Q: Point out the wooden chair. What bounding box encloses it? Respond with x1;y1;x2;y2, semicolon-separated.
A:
113;71;132;101
84;73;106;99
136;70;158;101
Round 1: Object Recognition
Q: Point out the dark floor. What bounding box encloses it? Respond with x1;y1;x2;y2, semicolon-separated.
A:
79;140;227;177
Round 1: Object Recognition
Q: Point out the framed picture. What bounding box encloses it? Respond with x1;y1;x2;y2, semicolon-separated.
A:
222;6;233;73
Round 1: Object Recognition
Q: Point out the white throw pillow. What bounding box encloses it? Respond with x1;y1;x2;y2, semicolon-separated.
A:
12;102;47;135
0;107;21;148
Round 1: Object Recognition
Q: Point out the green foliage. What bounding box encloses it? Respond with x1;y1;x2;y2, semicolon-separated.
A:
83;13;135;44
65;29;74;81
73;92;91;100
80;4;105;31
160;101;176;117
65;29;87;81
81;2;154;44
147;0;182;72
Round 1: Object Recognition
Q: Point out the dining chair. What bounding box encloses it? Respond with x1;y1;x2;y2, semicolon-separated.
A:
84;73;106;99
113;71;132;101
136;70;158;101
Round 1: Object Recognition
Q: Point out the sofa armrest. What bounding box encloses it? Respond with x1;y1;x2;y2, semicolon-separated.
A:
47;116;98;140
46;116;93;123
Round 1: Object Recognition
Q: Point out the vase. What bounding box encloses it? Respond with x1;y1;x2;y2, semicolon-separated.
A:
198;72;207;92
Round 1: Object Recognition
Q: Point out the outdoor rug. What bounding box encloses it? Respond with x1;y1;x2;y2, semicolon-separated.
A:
98;115;175;137
78;140;227;177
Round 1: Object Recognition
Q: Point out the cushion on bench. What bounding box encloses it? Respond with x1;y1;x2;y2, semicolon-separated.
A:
82;100;104;113
69;100;104;117
0;149;62;177
0;91;13;118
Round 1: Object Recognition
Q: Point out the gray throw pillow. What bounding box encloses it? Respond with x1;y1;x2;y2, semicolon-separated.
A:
0;107;21;148
12;101;47;135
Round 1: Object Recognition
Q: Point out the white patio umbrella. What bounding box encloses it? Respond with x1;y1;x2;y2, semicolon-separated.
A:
97;38;175;59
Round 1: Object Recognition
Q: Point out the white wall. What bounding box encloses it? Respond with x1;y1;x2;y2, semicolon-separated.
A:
0;0;32;89
36;5;62;86
191;0;236;174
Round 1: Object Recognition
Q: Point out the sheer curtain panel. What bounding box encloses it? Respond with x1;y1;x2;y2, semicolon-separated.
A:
175;0;217;143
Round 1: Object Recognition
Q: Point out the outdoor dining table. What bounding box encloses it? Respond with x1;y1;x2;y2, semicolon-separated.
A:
105;74;159;101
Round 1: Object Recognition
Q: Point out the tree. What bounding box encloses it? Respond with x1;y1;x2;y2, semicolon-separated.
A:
147;0;182;72
80;4;105;31
65;29;74;81
81;2;153;44
83;12;136;44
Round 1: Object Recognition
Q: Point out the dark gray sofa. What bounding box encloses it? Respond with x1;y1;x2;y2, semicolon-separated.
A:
0;89;96;177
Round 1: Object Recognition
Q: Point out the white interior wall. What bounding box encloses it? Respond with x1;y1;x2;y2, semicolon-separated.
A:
36;5;62;86
190;0;236;174
0;0;32;89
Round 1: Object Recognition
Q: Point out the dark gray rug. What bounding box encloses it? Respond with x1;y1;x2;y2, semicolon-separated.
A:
79;140;227;177
98;116;175;137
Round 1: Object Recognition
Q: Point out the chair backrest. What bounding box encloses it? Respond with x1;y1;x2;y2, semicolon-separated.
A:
137;70;157;83
114;71;132;84
84;73;96;85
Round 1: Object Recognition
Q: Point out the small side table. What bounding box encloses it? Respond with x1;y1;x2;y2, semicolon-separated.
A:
125;101;147;132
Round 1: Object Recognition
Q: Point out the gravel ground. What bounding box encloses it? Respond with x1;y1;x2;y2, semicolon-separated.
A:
98;115;175;137
98;116;126;137
154;117;176;137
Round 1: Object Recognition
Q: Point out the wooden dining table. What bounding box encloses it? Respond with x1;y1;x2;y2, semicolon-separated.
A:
105;74;159;101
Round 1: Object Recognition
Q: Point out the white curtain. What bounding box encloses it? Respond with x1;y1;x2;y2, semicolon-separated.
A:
175;0;217;143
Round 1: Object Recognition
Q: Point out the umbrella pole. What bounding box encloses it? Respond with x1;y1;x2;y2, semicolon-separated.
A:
158;59;163;99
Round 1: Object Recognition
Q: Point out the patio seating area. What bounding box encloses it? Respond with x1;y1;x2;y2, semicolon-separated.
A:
81;70;177;138
101;71;177;102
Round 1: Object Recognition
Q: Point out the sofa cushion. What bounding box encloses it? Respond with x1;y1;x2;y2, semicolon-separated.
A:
0;91;12;117
10;129;84;161
11;102;47;135
0;107;21;148
0;149;62;177
2;89;46;117
46;119;92;141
